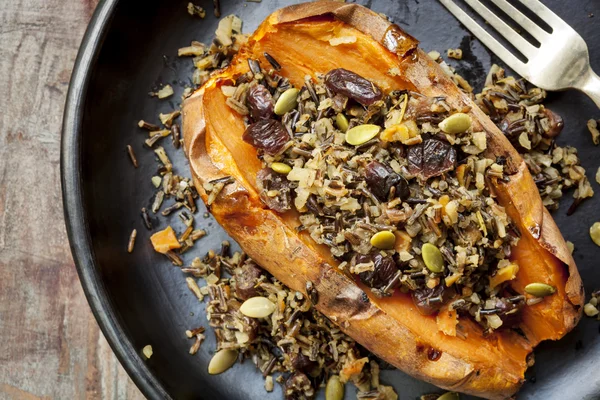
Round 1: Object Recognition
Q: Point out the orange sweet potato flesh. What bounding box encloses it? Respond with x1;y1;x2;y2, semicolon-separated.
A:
182;3;584;398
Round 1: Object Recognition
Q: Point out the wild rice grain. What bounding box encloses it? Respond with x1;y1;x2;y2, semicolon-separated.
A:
138;120;160;131
127;145;138;168
141;207;153;230
127;229;137;253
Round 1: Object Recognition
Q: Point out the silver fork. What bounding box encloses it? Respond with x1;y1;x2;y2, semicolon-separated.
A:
439;0;600;108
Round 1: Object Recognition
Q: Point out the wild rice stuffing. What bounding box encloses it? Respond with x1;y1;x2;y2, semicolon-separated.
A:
228;58;529;333
183;247;398;399
135;8;594;399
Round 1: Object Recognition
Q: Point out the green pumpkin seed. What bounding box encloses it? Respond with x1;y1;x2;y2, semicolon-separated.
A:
274;88;299;115
271;162;292;174
590;222;600;246
239;296;276;318
439;112;472;134
325;375;344;400
584;303;599;317
437;392;460;400
370;231;396;250
345;124;381;146
335;113;349;132
422;243;444;273
208;349;238;375
142;345;153;359
524;282;556;297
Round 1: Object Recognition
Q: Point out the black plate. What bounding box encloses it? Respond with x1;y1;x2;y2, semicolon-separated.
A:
61;0;600;399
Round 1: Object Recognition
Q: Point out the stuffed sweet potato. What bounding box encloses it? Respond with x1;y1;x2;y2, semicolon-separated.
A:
182;2;584;399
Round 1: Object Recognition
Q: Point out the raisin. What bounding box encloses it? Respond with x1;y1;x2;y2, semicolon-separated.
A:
324;68;383;106
411;285;454;316
243;119;289;154
355;253;398;289
246;84;274;121
290;352;317;374
542;108;563;138
407;137;456;180
364;160;410;201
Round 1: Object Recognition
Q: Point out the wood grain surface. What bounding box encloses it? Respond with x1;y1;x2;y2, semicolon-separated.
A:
0;0;144;398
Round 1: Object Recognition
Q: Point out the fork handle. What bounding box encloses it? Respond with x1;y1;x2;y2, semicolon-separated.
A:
578;69;600;110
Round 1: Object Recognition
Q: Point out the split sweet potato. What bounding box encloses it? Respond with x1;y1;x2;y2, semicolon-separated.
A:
181;2;584;398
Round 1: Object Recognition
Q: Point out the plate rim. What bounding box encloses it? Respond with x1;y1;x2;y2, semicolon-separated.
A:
60;0;171;398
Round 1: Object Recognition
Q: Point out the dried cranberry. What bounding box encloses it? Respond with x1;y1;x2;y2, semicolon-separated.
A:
324;68;383;106
355;253;398;289
411;285;454;316
407;137;456;180
246;84;274;121
234;261;263;300
256;168;292;212
243;119;289;154
365;160;410;201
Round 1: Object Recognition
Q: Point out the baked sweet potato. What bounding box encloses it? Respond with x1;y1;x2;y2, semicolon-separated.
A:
182;2;584;398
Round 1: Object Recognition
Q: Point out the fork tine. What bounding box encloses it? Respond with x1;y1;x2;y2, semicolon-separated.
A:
517;0;571;31
489;0;549;43
439;0;528;77
463;0;537;59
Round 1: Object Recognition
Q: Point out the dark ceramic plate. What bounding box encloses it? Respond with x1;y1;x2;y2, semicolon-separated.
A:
61;0;600;399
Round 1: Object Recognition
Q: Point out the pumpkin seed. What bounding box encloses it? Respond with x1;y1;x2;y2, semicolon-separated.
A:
142;345;153;359
271;162;292;174
439;112;472;134
524;282;556;297
437;392;460;400
345;124;381;146
335;113;349;132
370;231;396;250
208;349;238;375
274;88;299;115
584;303;599;317
422;243;444;273
590;222;600;246
239;296;276;318
325;375;344;400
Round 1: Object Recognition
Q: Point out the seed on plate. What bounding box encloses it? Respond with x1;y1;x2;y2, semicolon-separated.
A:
151;176;162;188
240;296;276;318
186;277;204;301
127;229;137;253
325;375;344;400
524;282;556;297
584;303;599;317
370;231;396;250
171;124;181;149
437;392;460;400
142;345;153;359
126;145;138;168
335;113;349;132
271;162;292;174
422;243;444;273
345;124;381;146
439;112;471;134
590;222;600;246
274;88;299;115
208;349;238;375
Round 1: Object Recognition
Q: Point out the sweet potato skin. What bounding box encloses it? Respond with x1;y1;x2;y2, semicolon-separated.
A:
182;2;583;398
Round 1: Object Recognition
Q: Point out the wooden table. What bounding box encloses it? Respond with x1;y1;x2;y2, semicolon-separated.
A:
0;0;144;398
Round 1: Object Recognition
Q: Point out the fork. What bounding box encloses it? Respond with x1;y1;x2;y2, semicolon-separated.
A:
439;0;600;108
